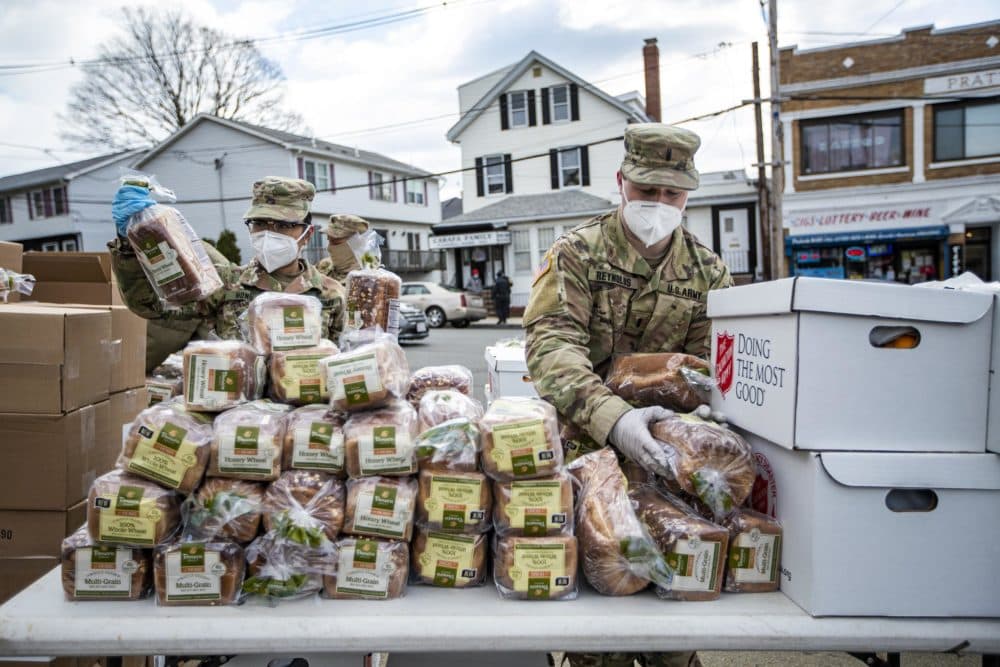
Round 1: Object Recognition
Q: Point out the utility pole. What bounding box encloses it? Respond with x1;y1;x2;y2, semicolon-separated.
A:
751;41;772;282
768;0;788;278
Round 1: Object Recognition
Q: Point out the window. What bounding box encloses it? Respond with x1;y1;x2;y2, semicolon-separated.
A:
406;232;421;250
369;172;395;202
537;227;554;265
405;179;425;205
403;284;430;296
484;155;506;195
27;186;68;219
61;239;78;251
549;146;589;190
302;159;330;192
934;97;1000;162
558;148;581;187
800;111;904;174
508;91;529;128
41;242;59;251
513;229;531;272
550;84;570;122
0;197;10;224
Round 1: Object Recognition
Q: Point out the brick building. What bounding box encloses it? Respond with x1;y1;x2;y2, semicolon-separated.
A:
779;20;1000;282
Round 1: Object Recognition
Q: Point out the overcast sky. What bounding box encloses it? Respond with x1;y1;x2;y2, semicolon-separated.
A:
1;0;998;199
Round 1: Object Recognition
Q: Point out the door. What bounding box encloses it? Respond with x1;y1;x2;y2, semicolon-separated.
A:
965;226;993;281
712;204;756;276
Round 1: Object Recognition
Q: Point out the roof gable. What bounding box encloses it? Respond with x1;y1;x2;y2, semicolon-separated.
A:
0;149;142;193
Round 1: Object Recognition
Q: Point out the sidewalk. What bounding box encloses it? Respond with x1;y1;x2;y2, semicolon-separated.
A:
471;316;523;329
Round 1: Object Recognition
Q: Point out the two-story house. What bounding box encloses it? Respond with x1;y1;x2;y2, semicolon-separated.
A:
779;20;1000;282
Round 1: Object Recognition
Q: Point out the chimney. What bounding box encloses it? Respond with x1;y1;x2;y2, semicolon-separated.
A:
643;37;661;122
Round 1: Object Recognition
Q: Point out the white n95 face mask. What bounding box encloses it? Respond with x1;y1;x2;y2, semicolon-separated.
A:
621;189;684;247
251;230;305;273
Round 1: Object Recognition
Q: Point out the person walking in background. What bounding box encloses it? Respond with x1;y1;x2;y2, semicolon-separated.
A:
468;268;484;293
491;270;511;325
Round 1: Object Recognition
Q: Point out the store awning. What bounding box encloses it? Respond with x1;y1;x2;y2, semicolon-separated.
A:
785;225;950;248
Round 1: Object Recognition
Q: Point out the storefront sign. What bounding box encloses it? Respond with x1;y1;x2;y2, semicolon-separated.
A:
786;225;949;247
787;205;939;236
845;246;866;261
924;68;1000;95
950;244;964;277
429;231;511;250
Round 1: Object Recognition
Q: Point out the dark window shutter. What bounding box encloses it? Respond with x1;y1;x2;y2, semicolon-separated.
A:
581;146;590;187
475;157;484;197
43;189;53;218
504;154;513;194
549;149;560;190
368;171;374;199
528;90;537;127
541;88;551;125
499;94;509;131
26;193;32;220
329;163;336;193
297;157;304;179
423;181;428;206
401;178;407;202
570;83;580;121
392;178;398;202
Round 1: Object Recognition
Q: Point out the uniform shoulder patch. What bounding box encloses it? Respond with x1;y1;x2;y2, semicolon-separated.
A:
533;249;553;286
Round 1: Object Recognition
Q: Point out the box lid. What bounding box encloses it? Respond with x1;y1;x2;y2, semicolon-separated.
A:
820;451;1000;490
485;345;528;372
21;252;113;283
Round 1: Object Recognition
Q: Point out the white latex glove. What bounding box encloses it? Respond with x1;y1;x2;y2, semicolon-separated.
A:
695;404;728;427
609;406;675;476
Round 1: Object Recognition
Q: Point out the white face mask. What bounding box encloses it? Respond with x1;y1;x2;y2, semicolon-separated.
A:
251;229;306;273
620;188;684;247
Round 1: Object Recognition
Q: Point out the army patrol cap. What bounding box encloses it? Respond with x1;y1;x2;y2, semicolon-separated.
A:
620;123;701;190
327;213;370;241
243;177;315;223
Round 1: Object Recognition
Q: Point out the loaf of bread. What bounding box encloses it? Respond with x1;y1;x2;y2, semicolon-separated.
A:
152;353;184;379
417;390;484;432
242;531;325;601
263;470;346;542
119;401;214;494
415;418;480;474
494;535;579;600
126;204;223;306
87;470;182;548
154;540;245;606
269;340;340;405
185;478;266;543
416;470;492;534
282;404;346;476
323;335;410;412
343;476;417;541
411;529;487;588
567;449;670;596
344;399;419;478
61;526;151;601
247;292;324;354
480;398;563;481
407;365;474;405
720;508;782;593
630;486;729;601
345;268;402;336
183;340;265;412
648;414;755;518
605;353;712;412
208;400;291;482
146;377;183;407
322;537;409;600
493;473;574;537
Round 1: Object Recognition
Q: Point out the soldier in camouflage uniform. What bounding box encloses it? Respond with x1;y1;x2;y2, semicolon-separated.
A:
525;124;733;667
316;213;370;283
111;177;346;363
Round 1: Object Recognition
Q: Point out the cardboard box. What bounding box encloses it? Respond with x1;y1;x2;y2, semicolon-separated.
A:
0;556;58;604
746;430;1000;617
708;277;994;453
0;305;112;414
21;252;123;306
0;241;24;303
990;294;999;454
0;401;112;510
110;387;148;436
0;499;86;558
484;345;538;405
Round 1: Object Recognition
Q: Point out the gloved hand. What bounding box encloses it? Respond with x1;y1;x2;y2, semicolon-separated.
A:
695;404;728;426
112;185;157;237
326;214;370;242
609;406;675;476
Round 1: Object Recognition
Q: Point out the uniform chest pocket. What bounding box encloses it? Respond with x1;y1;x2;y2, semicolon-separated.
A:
640;291;698;351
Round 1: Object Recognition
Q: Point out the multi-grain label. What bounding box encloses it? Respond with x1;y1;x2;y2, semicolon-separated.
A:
511;542;569;599
291;421;344;472
357;426;414;475
137;238;184;286
326;353;383;406
96;486;161;546
268;306;320;351
127;421;199;489
353;484;410;538
165;543;225;601
335;539;392;598
187;355;242;408
73;546;136;598
425;476;486;531
667;537;722;592
490;420;553;476
729;530;781;584
419;533;478;587
218;426;277;475
506;481;566;536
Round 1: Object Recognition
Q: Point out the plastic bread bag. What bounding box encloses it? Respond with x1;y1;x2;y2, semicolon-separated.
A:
416;469;492;534
415;418;480;474
241;529;329;604
342;476;417;541
118;400;214;495
208;400;291;482
719;507;782;593
567;448;673;596
87;470;182;548
417;389;484;432
61;525;152;601
323;330;410;412
152;353;185;379
343;398;419;478
322;537;409;600
154;538;245;606
604;352;713;412
647;412;755;519
262;470;346;542
493;535;579;601
0;268;35;303
282;404;347;476
630;485;729;601
345;231;402;336
182;340;266;412
269;339;340;406
411;529;488;588
245;292;324;354
480;397;563;482
407;365;474;405
146;376;184;407
183;478;266;544
492;473;574;537
120;173;223;308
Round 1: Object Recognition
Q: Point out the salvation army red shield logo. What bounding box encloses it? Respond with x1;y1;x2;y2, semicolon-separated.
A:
715;331;735;398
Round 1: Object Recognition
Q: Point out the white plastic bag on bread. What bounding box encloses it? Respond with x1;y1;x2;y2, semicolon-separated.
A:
282;404;346;476
407;365;474;405
0;268;35;303
411;529;488;588
323;537;409;600
87;470;182;548
605;352;713;412
480;397;563;481
182;340;265;412
242;529;329;603
269;340;339;405
417;389;483;431
415;418;480;473
416;469;492;534
208;400;291;482
154;538;245;606
492;473;574;537
183;478;266;544
343;399;419;478
118;400;213;495
344;231;402;336
720;508;782;593
342;476;417;541
493;534;579;600
246;292;324;354
262;470;346;543
323;330;410;412
61;525;152;601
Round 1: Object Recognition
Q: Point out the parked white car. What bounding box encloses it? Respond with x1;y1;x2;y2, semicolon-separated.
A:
400;282;487;328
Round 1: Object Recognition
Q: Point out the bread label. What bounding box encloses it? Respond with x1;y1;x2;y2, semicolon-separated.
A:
511;543;569;598
165;543;224;601
667;538;722;592
137;239;185;286
96;487;160;546
292;422;345;471
128;421;199;489
269;306;321;351
279;354;329;403
490;420;553;476
358;426;415;475
335;540;392;598
730;532;780;584
146;384;174;406
426;476;486;531
353;485;410;538
419;533;477;587
386;299;400;336
73;546;134;598
187;355;242;408
327;353;383;405
507;481;567;536
219;427;278;475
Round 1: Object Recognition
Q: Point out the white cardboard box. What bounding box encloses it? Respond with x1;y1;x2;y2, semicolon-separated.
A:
484;345;539;404
708;277;993;453
746;430;1000;617
990;294;999;454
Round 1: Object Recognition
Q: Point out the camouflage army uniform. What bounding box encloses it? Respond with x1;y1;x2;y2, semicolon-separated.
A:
316;213;369;283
